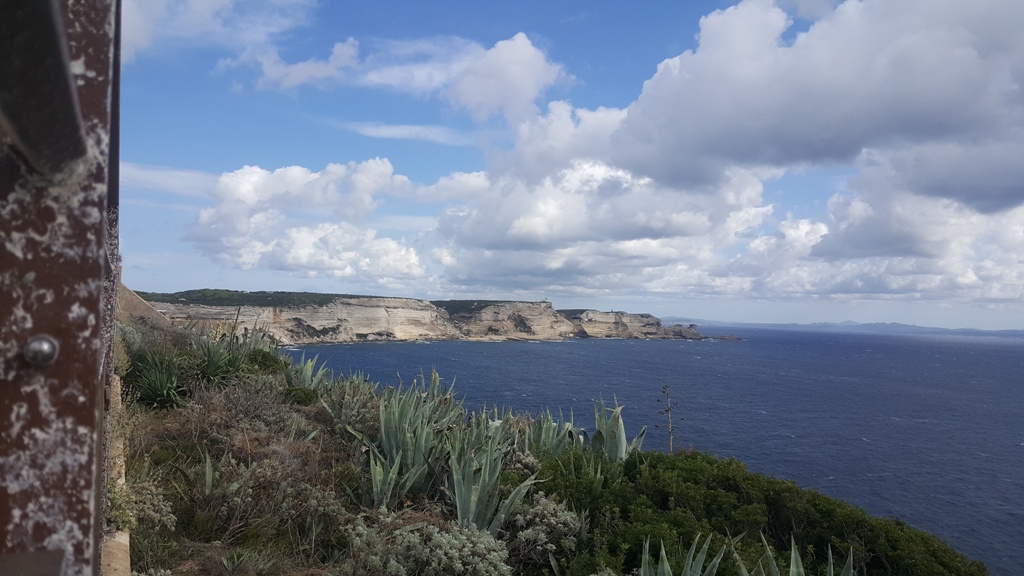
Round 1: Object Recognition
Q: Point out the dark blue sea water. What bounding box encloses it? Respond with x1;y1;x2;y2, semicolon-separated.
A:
285;327;1024;575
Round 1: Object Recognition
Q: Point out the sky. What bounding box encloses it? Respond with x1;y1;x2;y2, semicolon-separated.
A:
118;0;1024;330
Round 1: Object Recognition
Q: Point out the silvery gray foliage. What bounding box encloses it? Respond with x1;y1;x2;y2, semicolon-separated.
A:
505;492;584;572
336;511;513;576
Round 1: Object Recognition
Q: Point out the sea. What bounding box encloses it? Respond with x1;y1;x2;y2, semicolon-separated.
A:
284;326;1024;575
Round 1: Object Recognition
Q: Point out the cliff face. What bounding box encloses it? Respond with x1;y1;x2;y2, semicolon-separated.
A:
151;297;460;345
561;309;704;340
571;310;663;338
448;301;578;340
142;289;705;344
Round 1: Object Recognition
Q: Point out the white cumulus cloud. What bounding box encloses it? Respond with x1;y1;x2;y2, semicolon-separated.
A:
610;0;1024;211
445;33;568;124
185;159;424;285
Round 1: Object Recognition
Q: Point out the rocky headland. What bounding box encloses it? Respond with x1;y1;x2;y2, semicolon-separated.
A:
134;288;708;346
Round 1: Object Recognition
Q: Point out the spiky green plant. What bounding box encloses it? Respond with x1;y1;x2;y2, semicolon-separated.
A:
583;398;646;462
640;533;851;576
285;352;332;391
130;351;187;409
366;447;426;510
554;449;607;501
732;534;853;576
347;370;464;507
447;430;540;536
170;451;257;544
641;534;727;576
378;371;463;491
193;336;247;386
521;408;584;457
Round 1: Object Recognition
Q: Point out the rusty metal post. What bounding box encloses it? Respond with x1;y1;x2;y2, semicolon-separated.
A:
0;0;119;574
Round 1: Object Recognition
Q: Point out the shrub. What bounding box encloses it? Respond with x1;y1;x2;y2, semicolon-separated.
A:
505;492;585;573
335;510;513;576
246;348;291;373
283;386;317;405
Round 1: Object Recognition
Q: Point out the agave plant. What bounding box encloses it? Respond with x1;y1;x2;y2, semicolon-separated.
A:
130;350;188;409
638;533;854;576
382;371;463;492
367;447;423;510
447;430;540;536
285;352;333;391
732;534;854;576
583;398;647;462
193;335;247;386
555;449;608;501
348;370;464;506
640;534;727;576
521;408;584;457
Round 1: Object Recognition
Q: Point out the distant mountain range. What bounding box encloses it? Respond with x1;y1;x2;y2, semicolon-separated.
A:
661;317;1024;339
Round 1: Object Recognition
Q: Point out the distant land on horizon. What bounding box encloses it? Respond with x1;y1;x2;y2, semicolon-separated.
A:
664;317;1024;339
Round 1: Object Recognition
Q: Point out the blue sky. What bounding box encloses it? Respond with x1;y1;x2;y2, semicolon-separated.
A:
119;0;1024;329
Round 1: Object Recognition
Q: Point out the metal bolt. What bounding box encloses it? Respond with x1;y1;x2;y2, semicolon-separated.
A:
24;334;60;367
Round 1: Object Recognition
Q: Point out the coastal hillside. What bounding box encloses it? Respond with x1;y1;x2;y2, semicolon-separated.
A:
134;288;705;345
111;313;989;576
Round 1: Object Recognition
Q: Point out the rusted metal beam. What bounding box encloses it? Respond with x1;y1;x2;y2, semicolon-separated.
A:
0;0;87;175
0;0;119;574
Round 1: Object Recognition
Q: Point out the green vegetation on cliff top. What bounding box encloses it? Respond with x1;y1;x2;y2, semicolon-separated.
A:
137;289;539;315
431;299;537;316
138;288;371;307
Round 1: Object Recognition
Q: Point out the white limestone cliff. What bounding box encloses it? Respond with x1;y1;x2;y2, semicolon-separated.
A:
142;291;706;344
151;297;460;345
446;301;578;340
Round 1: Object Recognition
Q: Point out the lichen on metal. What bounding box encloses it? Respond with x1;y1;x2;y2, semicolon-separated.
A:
0;0;118;574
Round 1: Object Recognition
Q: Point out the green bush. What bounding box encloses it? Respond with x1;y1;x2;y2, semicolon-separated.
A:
529;448;988;576
246;348;292;373
283;386;317;405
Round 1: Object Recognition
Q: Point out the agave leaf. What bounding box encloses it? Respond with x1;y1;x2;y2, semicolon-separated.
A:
549;552;562;576
730;537;753;576
690;534;712;575
368;450;399;508
703;544;727;576
657;541;673;576
685;535;700;574
488;471;541;536
828;546;854;576
640;538;655;576
631;425;648;453
202;451;213;496
590;429;605;457
841;549;854;576
759;533;782;576
788;536;806;576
